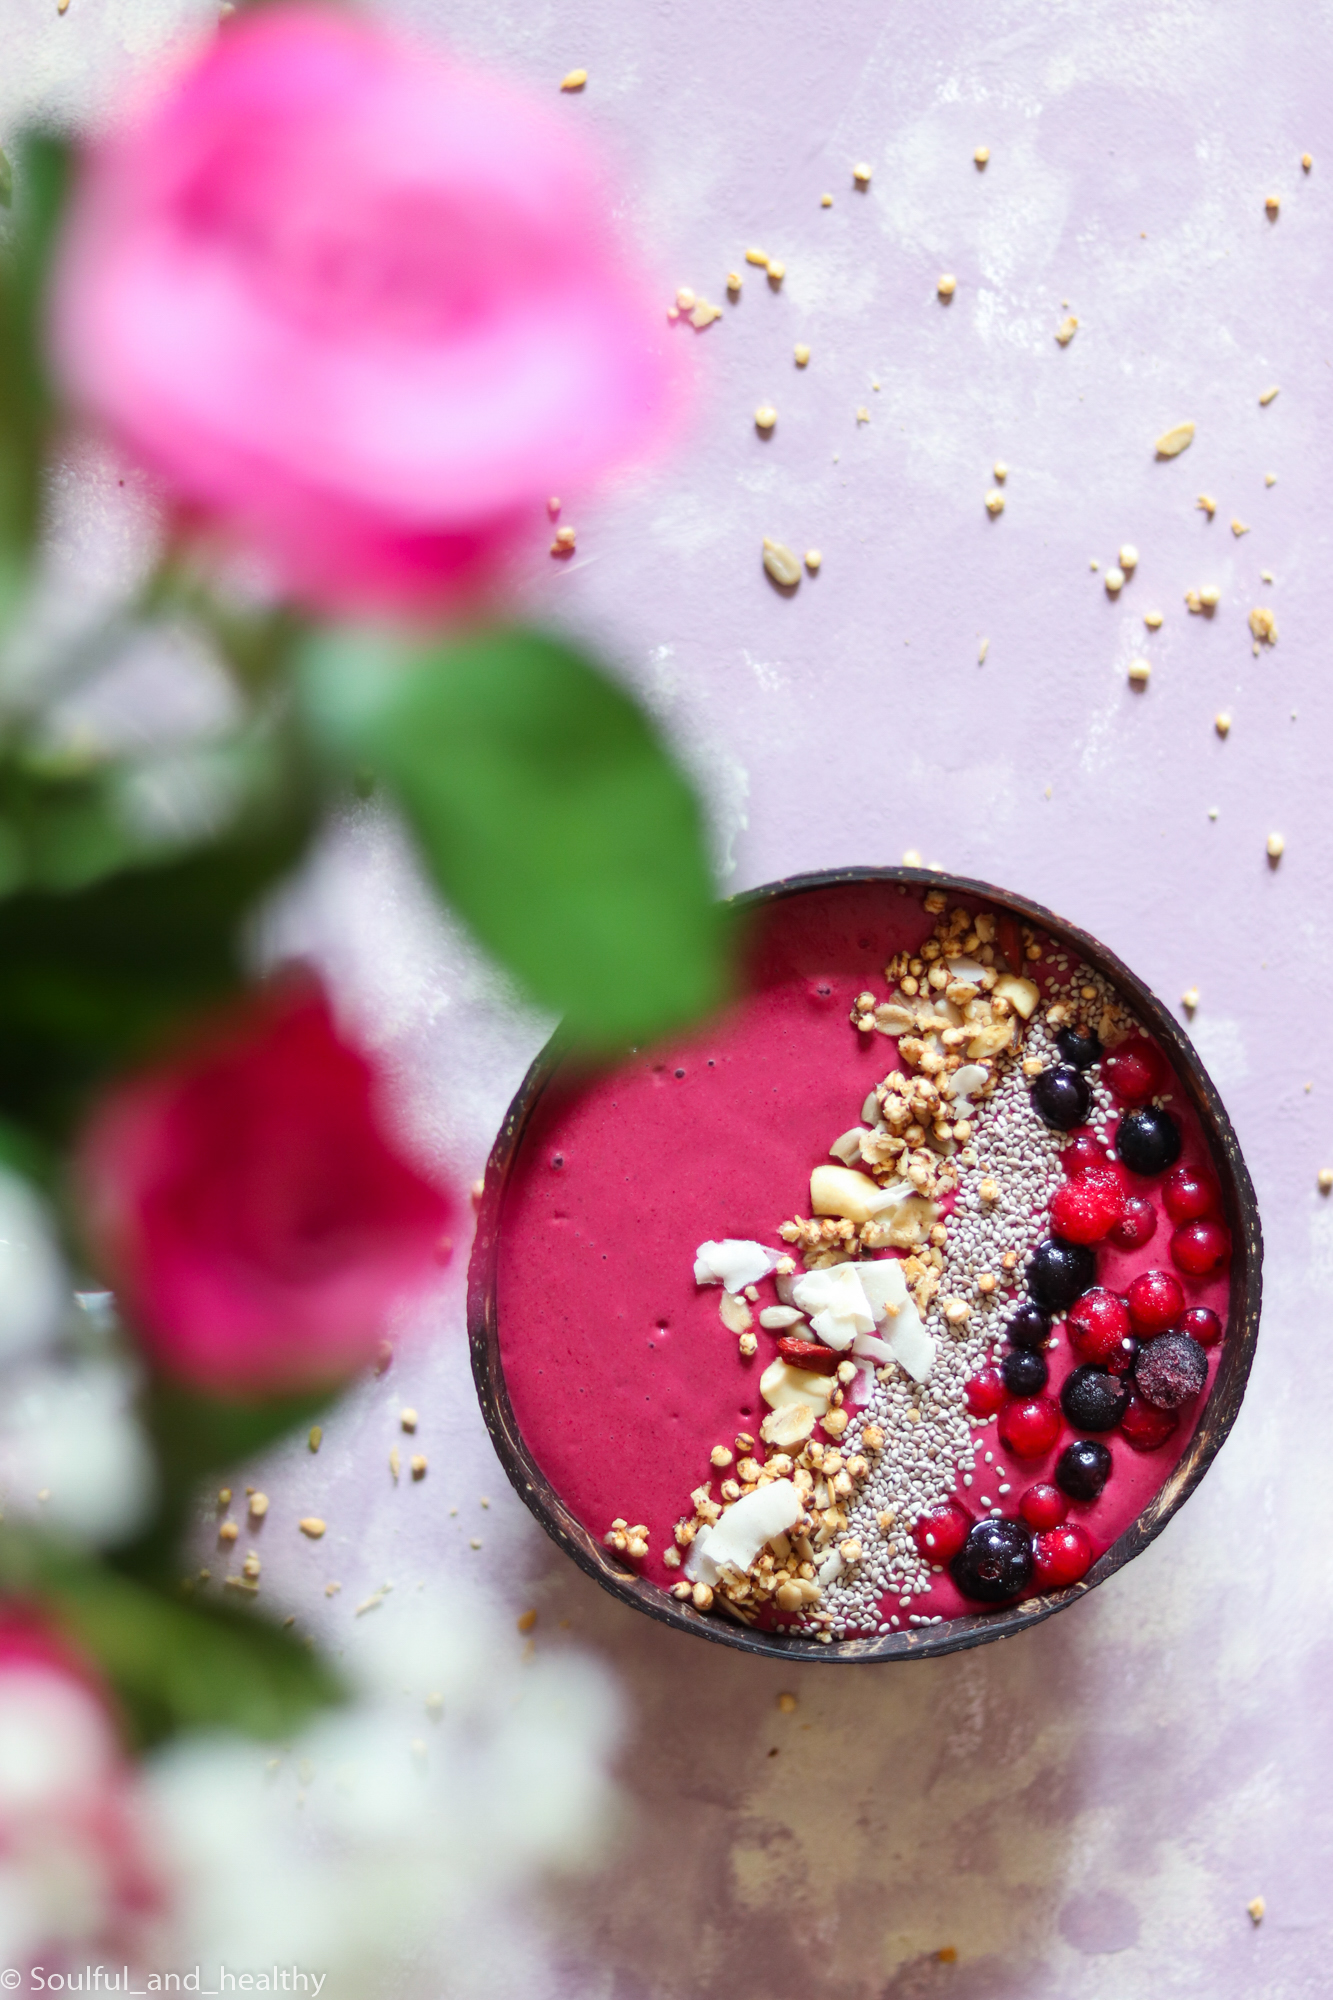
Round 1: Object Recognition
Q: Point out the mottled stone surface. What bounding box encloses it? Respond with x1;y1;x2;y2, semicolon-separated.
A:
9;0;1332;1990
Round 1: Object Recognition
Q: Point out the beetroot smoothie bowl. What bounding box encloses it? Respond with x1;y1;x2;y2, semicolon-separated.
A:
468;869;1262;1661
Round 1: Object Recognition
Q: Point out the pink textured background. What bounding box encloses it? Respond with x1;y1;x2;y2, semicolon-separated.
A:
10;0;1330;1992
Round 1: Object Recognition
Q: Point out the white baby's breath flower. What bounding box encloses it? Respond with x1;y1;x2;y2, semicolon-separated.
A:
0;1169;68;1363
0;1357;156;1546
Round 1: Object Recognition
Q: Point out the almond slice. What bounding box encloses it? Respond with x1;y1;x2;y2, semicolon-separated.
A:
1155;420;1195;457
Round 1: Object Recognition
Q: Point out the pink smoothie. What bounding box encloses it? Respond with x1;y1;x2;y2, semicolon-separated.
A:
493;880;1231;1628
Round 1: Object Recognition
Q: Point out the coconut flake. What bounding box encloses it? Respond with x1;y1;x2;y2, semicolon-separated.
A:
693;1240;781;1291
684;1479;803;1583
758;1306;805;1330
887;1308;935;1383
790;1264;875;1347
829;1126;873;1167
943;1063;989;1102
855;1258;909;1322
851;1330;895;1365
809;1163;889;1224
816;1547;846;1587
946;957;987;983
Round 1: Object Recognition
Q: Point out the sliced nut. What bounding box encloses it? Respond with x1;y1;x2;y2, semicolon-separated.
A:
1259;385;1280;406
720;1291;753;1333
1055;315;1078;345
754;404;777;432
298;1517;326;1539
992;974;1039;1018
1156;420;1195;457
760;1404;816;1449
762;537;801;587
559;68;588;91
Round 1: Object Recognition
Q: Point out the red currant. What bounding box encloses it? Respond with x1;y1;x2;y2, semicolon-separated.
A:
1066;1286;1132;1364
1108;1195;1157;1251
1048;1167;1124;1244
1163;1163;1219;1224
1033;1524;1094;1588
1019;1482;1068;1530
1126;1268;1185;1334
1171;1218;1231;1275
911;1499;971;1563
1182;1305;1223;1347
1119;1392;1180;1452
1103;1040;1161;1104
964;1367;1007;1417
998;1396;1063;1460
1061;1131;1107;1176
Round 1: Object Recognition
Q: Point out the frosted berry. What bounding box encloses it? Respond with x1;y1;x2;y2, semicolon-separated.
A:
1119;1392;1180;1451
1055;1438;1112;1501
1126;1268;1185;1334
1061;1364;1130;1432
1171;1218;1231;1276
1019;1482;1068;1530
1056;1026;1102;1070
1027;1238;1096;1312
1117;1105;1182;1176
964;1367;1007;1417
1049;1168;1124;1244
1182;1305;1223;1348
1006;1302;1051;1351
1031;1065;1093;1131
998;1395;1063;1460
1109;1195;1157;1251
1163;1163;1219;1224
1135;1331;1209;1409
1033;1524;1095;1588
950;1518;1034;1604
1002;1348;1049;1395
1062;1131;1107;1176
912;1499;971;1564
1103;1333;1138;1377
1066;1287;1131;1365
1103;1040;1161;1103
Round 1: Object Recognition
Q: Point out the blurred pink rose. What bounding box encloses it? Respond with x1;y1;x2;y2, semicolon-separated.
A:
0;1613;164;1972
78;984;453;1397
51;3;677;614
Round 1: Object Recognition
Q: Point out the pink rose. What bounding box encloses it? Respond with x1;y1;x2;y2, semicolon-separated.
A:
78;984;453;1397
51;4;677;613
0;1614;164;1971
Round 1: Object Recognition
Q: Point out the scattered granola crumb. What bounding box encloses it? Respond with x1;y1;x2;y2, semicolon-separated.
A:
1264;194;1280;218
1197;493;1217;516
1198;583;1220;610
766;259;785;284
546;499;561;520
1265;472;1277;486
1267;832;1285;861
937;273;957;298
762;538;801;587
355;1585;391;1613
1231;517;1249;537
469;1537;482;1551
389;1446;401;1483
517;1608;538;1633
1119;543;1138;571
1105;565;1125;594
974;145;990;167
755;403;777;432
1055;315;1078;345
1303;153;1313;171
1156;420;1195;457
1181;986;1199;1013
242;1552;261;1581
853;162;873;185
675;286;695;312
1144;610;1163;629
984;488;1005;516
325;1581;341;1597
1215;711;1232;737
978;637;989;665
993;461;1008;483
804;549;822;573
727;270;742;294
738;1331;758;1356
1249;605;1278;645
691;299;722;328
400;1408;418;1432
1259;385;1280;406
299;1517;326;1539
218;1521;239;1544
793;342;811;367
1127;658;1151;687
902;848;923;866
410;1454;428;1479
551;523;576;556
1320;1168;1333;1193
1090;558;1099;570
745;247;770;267
559;69;587;91
821;193;833;207
1248;1896;1266;1924
1261;568;1274;583
218;1489;231;1506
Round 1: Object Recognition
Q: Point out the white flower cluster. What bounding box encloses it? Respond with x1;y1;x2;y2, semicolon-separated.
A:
0;1169;154;1546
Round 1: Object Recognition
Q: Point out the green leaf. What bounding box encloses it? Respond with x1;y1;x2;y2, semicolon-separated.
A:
0;769;315;1141
0;1529;342;1746
0;149;12;210
302;627;731;1049
0;134;71;558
